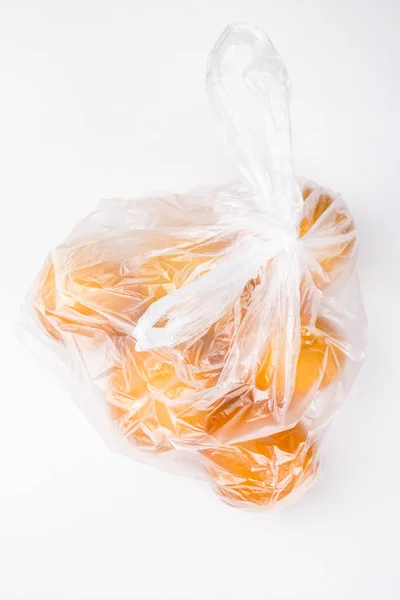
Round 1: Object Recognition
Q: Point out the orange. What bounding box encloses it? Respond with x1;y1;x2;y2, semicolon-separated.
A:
34;259;105;341
34;240;211;341
35;234;237;341
106;341;209;450
107;346;180;452
201;423;317;507
256;317;345;408
62;246;150;333
107;371;175;453
34;257;139;340
300;182;355;284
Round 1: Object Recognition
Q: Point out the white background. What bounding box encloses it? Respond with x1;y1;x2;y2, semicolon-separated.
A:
0;1;399;599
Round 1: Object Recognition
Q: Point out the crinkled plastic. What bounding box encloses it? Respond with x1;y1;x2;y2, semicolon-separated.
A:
19;23;366;509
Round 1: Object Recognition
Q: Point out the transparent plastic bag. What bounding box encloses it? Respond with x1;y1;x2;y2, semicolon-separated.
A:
19;23;366;509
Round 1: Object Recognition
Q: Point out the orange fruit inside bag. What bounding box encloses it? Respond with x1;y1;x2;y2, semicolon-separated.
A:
34;249;151;340
201;422;318;507
34;235;235;341
34;259;122;340
256;317;346;405
106;342;198;452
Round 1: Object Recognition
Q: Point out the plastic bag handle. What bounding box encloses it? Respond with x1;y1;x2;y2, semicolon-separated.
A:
132;23;303;351
206;23;302;224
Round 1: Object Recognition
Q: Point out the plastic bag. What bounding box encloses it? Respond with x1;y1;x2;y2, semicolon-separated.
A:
19;23;366;509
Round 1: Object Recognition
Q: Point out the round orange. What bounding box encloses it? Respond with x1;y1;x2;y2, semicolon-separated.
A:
34;259;108;340
106;340;211;450
34;257;139;340
107;381;175;454
34;240;209;341
201;422;318;507
62;246;149;334
256;317;345;407
35;233;238;341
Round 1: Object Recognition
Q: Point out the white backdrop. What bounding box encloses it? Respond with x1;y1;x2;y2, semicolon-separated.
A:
0;1;399;599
